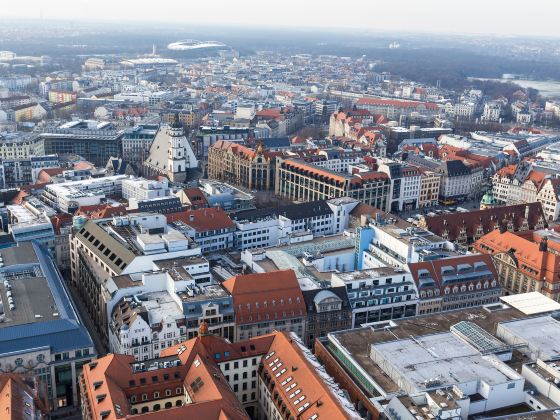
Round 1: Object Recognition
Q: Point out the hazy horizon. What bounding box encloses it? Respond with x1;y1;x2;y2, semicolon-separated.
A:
2;0;560;38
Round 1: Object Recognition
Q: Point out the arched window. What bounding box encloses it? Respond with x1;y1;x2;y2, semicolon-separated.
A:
141;407;149;413
165;402;172;409
153;404;161;411
176;400;183;406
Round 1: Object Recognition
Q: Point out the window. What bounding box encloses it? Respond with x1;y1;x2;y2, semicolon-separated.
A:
507;383;516;389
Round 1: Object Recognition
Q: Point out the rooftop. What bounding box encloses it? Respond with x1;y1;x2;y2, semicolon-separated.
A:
0;242;94;354
327;304;529;395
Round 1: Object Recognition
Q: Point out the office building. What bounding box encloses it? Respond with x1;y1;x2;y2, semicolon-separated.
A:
6;202;55;252
276;158;389;209
332;267;418;328
0;242;95;411
36;124;123;166
42;175;130;213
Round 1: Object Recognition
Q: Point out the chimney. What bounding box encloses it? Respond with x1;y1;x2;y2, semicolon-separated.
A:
499;223;507;234
539;236;548;252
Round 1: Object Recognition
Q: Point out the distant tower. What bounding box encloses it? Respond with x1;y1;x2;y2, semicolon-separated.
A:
152;44;156;56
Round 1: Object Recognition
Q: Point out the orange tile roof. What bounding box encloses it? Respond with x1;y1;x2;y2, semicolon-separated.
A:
474;229;560;283
222;270;307;325
260;332;358;419
81;338;249;420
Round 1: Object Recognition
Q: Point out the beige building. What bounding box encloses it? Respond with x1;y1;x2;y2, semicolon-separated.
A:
208;140;275;191
418;170;441;208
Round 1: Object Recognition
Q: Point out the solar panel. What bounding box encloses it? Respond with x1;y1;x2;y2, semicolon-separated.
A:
451;321;508;354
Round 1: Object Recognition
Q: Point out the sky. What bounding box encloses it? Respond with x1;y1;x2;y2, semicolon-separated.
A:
2;0;560;38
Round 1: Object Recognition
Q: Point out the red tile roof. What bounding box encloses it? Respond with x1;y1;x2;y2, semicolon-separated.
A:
421;202;546;244
50;213;73;235
182;188;209;208
76;204;128;219
409;254;499;294
166;207;234;232
356;97;439;110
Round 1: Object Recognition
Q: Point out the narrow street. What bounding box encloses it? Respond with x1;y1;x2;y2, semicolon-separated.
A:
64;277;108;357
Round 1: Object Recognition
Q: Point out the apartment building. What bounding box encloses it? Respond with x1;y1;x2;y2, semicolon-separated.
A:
418;169;441;208
332;267;418;328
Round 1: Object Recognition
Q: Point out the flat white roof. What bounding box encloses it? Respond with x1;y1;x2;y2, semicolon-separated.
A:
500;292;560;315
371;332;521;392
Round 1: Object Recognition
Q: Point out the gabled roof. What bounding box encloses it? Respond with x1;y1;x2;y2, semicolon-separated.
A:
408;254;499;293
222;270;307;325
260;332;360;419
422;202;545;243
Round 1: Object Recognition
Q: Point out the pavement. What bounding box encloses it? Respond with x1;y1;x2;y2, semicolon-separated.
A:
396;198;482;220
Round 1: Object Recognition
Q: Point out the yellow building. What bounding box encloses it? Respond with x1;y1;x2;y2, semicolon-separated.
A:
48;89;77;104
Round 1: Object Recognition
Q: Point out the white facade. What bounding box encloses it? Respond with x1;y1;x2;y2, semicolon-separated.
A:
7;202;55;252
122;177;171;201
42;174;130;212
482;102;501;122
234;217;280;250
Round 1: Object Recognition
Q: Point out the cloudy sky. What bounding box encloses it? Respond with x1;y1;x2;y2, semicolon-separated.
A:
2;0;559;37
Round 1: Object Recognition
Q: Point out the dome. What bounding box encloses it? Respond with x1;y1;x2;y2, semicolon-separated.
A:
481;192;497;205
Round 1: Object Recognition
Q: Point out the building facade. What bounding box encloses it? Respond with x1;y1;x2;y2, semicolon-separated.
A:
208;140;276;191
